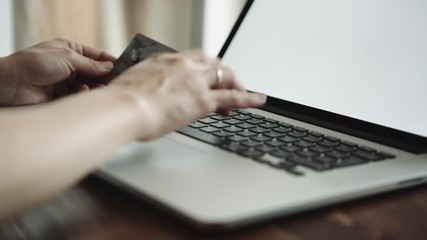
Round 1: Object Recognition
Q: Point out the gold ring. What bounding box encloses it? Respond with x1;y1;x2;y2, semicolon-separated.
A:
215;68;224;86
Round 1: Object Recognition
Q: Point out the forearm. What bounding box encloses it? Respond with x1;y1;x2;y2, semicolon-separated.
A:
0;88;142;221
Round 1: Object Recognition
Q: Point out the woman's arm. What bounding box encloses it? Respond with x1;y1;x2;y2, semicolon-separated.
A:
0;88;142;220
0;50;266;222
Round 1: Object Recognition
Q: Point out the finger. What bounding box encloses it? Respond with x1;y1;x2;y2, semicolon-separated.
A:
149;51;218;67
180;50;219;65
79;84;90;92
80;44;117;62
53;38;117;62
216;109;231;116
211;90;267;110
68;52;114;77
206;66;246;91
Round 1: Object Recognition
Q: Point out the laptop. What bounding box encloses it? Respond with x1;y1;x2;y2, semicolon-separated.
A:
96;0;427;230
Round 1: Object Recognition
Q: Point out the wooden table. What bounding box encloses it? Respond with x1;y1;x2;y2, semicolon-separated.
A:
1;175;427;240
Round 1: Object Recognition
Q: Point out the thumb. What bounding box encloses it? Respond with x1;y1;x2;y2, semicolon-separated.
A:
68;53;114;76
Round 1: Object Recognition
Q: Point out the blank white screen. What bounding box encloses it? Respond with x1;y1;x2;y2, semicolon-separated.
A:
222;0;427;137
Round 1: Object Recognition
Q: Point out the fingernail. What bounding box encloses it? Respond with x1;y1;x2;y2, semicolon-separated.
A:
254;93;267;103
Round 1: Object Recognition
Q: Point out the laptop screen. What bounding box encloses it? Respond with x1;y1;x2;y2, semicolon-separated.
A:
222;0;427;138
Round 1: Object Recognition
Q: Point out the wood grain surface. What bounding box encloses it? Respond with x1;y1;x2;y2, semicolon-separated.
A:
1;176;427;240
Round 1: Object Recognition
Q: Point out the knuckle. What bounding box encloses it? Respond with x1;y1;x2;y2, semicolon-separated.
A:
60;48;74;57
53;37;65;42
147;52;163;61
53;37;69;46
172;55;191;67
88;59;97;70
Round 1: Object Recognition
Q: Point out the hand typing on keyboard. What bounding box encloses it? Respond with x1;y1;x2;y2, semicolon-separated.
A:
110;51;267;141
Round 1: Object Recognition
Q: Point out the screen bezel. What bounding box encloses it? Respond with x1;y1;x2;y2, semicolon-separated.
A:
218;0;427;154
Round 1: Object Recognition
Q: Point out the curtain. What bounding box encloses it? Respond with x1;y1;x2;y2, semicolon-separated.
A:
13;0;244;56
14;0;100;50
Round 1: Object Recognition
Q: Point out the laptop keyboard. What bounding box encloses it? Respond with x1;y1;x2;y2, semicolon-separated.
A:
178;110;396;176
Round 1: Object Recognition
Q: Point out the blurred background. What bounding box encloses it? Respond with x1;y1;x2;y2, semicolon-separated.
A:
1;0;246;57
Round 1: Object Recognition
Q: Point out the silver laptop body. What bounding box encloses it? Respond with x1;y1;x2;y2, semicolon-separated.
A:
97;0;427;230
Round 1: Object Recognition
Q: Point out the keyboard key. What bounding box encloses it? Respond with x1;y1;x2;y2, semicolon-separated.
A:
280;145;301;152
212;131;234;138
198;117;218;124
282;168;305;176
278;136;299;143
302;135;323;143
263;131;284;138
276;161;298;169
228;135;248;142
251;114;265;119
265;118;279;123
293;127;309;132
310;145;331;153
378;151;396;159
223;126;244;133
221;142;248;152
236;110;252;115
224;119;243;125
359;146;376;152
255;145;277;153
297;150;318;158
238;149;263;158
256;154;296;168
210;115;231;121
318;140;340;148
278;122;293;128
250;127;271;134
259;122;279;129
232;115;252;121
179;126;226;145
227;111;239;116
237;130;257;137
274;127;293;133
236;123;257;129
342;141;358;147
287;131;307;138
188;122;208;128
200;126;220;133
265;140;286;147
352;150;385;161
270;150;294;158
326;151;350;159
241;140;263;148
210;122;231;128
309;131;324;137
294;141;315;148
333;156;367;168
313;155;337;163
324;135;340;142
335;144;357;153
250;135;271;142
246;119;264;125
287;156;331;171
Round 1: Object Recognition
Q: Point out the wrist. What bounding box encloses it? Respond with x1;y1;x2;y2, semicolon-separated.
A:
0;55;19;106
105;85;155;141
